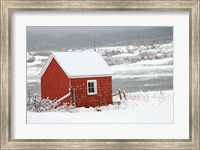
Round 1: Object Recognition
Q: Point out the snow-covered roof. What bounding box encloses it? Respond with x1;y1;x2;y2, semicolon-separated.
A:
39;51;112;78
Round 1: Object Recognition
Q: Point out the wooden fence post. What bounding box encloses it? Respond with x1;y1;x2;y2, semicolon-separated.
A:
122;90;127;100
118;89;122;100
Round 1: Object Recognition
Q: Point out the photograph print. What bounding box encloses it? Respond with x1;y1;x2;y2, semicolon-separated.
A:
26;26;173;124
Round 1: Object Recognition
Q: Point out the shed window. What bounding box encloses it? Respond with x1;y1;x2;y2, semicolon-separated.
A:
87;80;97;95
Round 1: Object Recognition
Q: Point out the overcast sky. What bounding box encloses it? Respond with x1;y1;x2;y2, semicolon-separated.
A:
27;26;152;35
27;26;173;51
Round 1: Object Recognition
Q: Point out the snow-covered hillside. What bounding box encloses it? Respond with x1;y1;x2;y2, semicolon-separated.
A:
103;42;173;66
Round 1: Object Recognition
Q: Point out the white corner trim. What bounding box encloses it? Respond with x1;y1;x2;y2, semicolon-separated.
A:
38;54;54;78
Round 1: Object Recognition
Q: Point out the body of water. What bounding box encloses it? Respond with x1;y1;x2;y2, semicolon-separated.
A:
27;68;173;95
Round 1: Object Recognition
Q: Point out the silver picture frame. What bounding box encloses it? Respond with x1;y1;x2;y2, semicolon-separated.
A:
1;0;199;149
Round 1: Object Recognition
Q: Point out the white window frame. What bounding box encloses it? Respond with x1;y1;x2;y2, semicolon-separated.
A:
87;80;97;95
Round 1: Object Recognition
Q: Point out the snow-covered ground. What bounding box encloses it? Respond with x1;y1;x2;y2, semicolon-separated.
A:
27;90;173;124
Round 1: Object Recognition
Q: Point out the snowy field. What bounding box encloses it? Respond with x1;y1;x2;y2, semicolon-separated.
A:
27;90;173;124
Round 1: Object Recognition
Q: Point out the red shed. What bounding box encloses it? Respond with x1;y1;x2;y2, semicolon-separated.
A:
39;51;113;107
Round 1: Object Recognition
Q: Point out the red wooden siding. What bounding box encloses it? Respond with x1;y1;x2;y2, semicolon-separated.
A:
41;58;71;105
71;76;112;107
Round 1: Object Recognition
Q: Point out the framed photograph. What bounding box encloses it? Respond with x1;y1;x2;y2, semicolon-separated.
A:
26;26;174;124
1;0;199;149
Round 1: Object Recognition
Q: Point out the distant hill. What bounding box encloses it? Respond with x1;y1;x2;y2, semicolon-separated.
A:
27;26;173;51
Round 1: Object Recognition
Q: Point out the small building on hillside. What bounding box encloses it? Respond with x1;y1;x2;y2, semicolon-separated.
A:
39;51;113;107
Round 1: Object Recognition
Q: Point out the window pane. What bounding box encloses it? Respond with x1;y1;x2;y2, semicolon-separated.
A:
89;87;94;93
90;82;94;87
89;88;92;93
